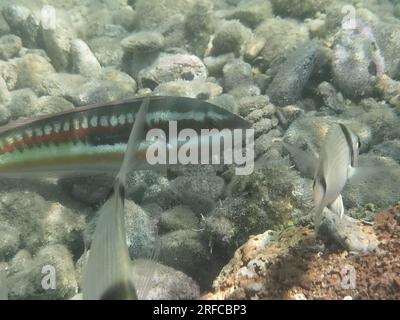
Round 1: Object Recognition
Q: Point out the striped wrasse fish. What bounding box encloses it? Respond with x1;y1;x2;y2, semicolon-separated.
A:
0;96;250;177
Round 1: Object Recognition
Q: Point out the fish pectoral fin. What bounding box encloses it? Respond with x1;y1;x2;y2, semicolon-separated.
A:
0;268;8;300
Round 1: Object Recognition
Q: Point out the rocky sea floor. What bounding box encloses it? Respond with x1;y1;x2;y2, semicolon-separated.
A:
0;0;399;299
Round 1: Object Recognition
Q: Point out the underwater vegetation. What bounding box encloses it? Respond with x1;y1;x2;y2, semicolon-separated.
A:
0;0;399;300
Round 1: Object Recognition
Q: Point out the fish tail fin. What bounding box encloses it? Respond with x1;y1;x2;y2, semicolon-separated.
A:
133;236;161;300
0;267;8;300
82;97;150;300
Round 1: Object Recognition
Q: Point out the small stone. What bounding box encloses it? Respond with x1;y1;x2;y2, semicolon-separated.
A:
125;201;156;259
142;178;179;210
219;0;273;28
204;53;235;76
88;36;124;67
244;36;266;61
6;88;38;119
138;53;207;88
0;76;10;105
135;0;195;30
71;39;102;78
267;40;320;106
223;59;253;92
0;60;18;90
255;18;309;66
8;249;32;275
158;230;210;286
270;0;329;19
132;259;200;300
2;5;40;48
0;190;86;256
0;34;22;60
0;13;10;36
229;84;260;98
112;6;136;31
121;32;164;54
209;94;239;114
34;96;74;116
153;79;222;99
211;20;252;56
0;103;10;125
69;79;137;106
169;175;225;215
0;221;20;260
41;12;75;71
15;54;55;94
160;205;199;232
58;174;114;206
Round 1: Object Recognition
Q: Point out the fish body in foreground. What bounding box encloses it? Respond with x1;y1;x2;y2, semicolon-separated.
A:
313;123;361;220
0;96;250;177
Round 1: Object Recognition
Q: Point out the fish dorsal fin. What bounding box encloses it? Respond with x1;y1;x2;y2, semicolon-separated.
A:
82;98;150;300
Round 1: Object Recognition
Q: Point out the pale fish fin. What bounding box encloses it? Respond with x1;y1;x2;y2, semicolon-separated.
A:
0;268;8;300
283;141;319;179
117;97;150;186
328;194;345;219
82;189;136;300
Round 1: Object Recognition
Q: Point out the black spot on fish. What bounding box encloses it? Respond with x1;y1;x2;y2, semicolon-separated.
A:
100;281;137;300
368;61;377;76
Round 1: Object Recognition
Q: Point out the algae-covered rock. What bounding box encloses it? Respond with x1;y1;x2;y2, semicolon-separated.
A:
0;34;22;60
0;191;86;256
159;205;199;233
7;245;78;299
136;0;195;30
70;39;102;78
255;18;309;67
223;59;253;92
6;88;38;119
344;154;400;210
211;20;252;56
170;175;225;215
0;221;20;260
2;4;40;48
41;13;75;71
138;53;208;88
88;36;124;67
184;0;214;56
15;54;55;94
158;230;211;286
132;259;200;300
217;0;273;29
121;31;165;54
270;0;329;19
153;79;222;99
